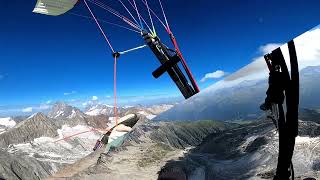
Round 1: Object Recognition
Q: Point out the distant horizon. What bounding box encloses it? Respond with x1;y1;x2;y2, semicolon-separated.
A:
2;62;320;118
0;94;182;117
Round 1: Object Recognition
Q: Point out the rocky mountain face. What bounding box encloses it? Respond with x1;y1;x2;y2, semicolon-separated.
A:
0;103;106;180
0;113;58;148
0;102;173;180
156;66;320;121
85;104;125;117
46;102;110;129
0;128;102;180
84;104;173;119
48;102;88;126
1;103;320;180
154;119;320;180
0;150;57;180
58;112;320;180
299;108;320;124
51;120;234;179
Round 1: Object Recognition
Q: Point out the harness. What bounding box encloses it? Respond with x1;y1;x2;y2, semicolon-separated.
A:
261;40;299;180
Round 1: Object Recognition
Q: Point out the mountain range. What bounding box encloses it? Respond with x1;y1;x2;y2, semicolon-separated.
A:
156;65;320;121
0;102;173;180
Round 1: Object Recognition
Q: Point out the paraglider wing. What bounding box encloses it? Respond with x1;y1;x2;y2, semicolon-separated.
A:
33;0;79;16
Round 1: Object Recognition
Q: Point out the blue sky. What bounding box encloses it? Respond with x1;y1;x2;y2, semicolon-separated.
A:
1;0;320;116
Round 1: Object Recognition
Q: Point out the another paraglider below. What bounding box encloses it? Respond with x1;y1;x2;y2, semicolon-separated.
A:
93;114;139;152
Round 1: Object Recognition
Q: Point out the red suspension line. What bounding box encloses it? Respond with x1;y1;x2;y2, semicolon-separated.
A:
110;49;118;127
54;127;113;143
153;0;199;92
84;0;119;126
170;36;200;93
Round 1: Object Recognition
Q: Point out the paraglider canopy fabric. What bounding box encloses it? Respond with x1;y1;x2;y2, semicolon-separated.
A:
33;0;78;16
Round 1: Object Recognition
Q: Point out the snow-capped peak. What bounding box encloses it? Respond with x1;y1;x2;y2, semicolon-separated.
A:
85;104;115;116
48;102;84;119
27;113;38;120
67;109;77;119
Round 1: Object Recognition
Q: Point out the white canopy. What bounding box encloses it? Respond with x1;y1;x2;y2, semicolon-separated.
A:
33;0;78;16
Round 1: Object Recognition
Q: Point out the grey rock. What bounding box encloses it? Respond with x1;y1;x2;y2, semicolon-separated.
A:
0;113;58;148
0;150;55;180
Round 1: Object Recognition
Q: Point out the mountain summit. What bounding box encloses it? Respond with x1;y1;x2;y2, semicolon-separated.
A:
0;113;58;147
48;102;85;120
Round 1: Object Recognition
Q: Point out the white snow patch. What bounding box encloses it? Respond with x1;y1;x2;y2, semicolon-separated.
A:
55;110;64;118
0;117;16;128
85;109;103;116
108;117;116;127
85;105;113;116
57;125;101;140
239;135;260;152
7;124;103;165
296;136;320;144
0;128;6;134
67;109;77;119
138;111;156;120
27;113;38;119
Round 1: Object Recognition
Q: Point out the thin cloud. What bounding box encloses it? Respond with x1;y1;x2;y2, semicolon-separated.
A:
39;104;50;110
22;107;33;113
225;27;320;82
64;91;77;96
201;70;226;82
92;96;98;101
258;43;282;55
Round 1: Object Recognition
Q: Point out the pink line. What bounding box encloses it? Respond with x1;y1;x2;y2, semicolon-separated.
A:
140;0;168;32
170;35;200;93
83;0;115;53
114;56;118;125
131;0;143;28
158;0;170;32
127;0;153;32
117;0;140;27
89;0;141;31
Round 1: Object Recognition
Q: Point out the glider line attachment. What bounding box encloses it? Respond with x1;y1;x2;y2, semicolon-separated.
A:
83;0;200;99
83;0;119;126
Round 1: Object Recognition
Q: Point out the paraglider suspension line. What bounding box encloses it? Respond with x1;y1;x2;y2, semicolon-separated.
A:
83;0;115;53
114;56;119;125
